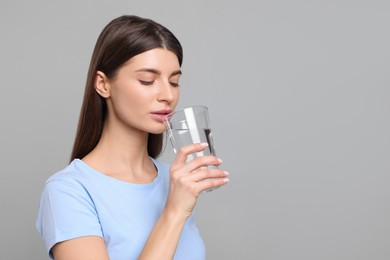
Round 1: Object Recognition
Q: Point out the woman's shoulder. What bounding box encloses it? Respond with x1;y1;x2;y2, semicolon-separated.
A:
151;158;171;177
44;159;91;188
44;158;172;192
151;158;170;170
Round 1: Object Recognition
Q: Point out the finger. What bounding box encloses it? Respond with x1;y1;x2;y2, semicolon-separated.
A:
196;177;230;193
182;155;222;173
189;169;229;182
171;143;209;170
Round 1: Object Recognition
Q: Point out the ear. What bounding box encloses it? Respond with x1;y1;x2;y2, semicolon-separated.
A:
94;71;111;98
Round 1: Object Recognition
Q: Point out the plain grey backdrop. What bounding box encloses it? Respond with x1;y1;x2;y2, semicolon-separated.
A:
1;0;389;259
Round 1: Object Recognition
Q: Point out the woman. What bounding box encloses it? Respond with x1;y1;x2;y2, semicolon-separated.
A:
36;15;229;260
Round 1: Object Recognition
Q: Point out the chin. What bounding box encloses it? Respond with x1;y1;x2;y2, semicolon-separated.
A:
148;126;166;135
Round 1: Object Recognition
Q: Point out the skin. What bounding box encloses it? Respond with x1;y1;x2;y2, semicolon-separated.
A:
51;48;229;259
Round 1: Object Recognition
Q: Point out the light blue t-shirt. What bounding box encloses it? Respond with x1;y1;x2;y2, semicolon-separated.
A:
36;158;205;260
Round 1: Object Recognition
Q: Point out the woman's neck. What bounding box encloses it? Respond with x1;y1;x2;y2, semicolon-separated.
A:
82;120;157;183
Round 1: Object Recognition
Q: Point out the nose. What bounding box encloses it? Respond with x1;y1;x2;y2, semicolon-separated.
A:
157;81;176;103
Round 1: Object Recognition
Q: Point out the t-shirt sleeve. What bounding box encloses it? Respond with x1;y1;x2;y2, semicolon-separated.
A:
36;179;103;258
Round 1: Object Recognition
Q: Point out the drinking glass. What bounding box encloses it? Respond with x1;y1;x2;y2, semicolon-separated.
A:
164;105;219;191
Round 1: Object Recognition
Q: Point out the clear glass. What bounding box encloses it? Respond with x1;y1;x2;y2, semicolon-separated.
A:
164;105;218;191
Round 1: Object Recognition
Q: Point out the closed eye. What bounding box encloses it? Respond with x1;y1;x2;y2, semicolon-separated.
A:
170;82;180;87
139;80;154;86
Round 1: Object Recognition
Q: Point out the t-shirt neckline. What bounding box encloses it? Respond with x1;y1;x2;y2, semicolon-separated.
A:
72;157;162;190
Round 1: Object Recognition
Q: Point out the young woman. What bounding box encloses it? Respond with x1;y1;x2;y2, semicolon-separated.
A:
36;15;229;260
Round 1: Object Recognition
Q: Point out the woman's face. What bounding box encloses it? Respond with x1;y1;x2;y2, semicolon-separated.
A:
98;48;181;134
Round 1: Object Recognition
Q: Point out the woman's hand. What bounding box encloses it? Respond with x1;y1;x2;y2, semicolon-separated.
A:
165;143;229;218
140;143;228;259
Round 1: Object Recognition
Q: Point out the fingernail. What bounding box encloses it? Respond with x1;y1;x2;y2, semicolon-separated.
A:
223;171;229;176
217;158;223;163
223;178;230;183
200;143;209;147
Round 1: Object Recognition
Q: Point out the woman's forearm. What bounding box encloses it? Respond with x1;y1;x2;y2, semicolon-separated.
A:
138;208;189;259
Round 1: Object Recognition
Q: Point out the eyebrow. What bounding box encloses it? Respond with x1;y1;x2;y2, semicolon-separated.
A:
135;68;182;77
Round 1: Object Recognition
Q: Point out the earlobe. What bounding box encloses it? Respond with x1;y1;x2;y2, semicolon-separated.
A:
94;71;111;98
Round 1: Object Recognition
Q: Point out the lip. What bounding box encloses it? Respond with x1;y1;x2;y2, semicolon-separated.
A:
150;109;172;122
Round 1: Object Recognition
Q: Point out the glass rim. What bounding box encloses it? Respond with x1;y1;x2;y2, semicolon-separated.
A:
163;105;208;121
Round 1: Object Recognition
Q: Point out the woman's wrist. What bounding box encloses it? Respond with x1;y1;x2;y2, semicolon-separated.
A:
139;204;189;259
163;204;192;223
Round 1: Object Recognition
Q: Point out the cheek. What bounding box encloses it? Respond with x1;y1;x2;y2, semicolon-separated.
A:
112;88;131;107
173;88;180;106
174;90;180;108
112;82;143;105
109;85;140;117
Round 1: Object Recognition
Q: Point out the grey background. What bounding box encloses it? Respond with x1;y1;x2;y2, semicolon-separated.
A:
1;0;389;259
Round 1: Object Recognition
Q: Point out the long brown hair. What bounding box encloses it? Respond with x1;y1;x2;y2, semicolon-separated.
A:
70;15;183;161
